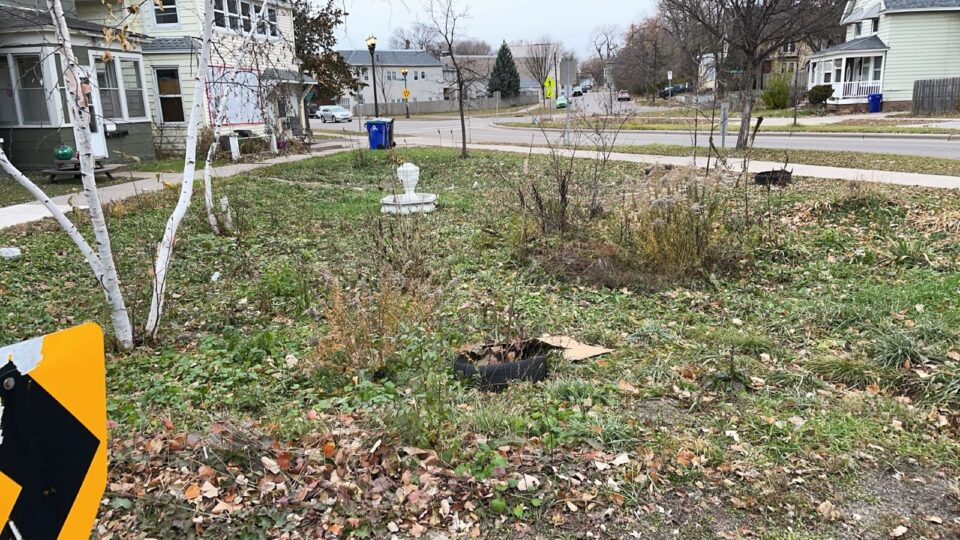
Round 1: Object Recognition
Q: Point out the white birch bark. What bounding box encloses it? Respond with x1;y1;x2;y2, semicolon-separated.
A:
46;0;133;349
144;0;217;338
0;149;103;278
202;0;273;234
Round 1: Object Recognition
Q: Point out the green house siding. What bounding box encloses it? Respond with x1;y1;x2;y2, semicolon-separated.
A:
0;122;155;170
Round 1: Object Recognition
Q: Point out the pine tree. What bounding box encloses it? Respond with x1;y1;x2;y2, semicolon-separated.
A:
488;41;521;97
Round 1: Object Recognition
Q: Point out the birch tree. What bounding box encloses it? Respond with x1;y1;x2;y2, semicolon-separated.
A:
0;0;134;348
144;0;217;338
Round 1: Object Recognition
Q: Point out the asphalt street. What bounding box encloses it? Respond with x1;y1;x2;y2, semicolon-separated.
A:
312;92;960;160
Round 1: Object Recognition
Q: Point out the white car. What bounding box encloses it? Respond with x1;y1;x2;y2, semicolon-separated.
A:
316;106;353;123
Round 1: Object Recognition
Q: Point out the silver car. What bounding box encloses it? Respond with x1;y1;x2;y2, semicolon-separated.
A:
316;105;353;123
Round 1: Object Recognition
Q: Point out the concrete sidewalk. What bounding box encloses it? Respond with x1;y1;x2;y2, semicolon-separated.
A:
0;147;347;230
457;143;960;190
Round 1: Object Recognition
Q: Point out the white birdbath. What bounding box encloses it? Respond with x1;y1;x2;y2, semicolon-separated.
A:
381;163;437;214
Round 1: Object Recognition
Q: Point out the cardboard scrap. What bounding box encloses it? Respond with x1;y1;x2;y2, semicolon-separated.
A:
537;335;613;361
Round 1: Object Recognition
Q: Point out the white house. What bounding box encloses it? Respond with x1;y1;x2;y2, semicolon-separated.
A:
806;0;960;109
79;0;314;149
338;50;444;108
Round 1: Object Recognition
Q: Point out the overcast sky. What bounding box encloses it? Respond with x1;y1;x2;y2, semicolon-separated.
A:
334;0;656;57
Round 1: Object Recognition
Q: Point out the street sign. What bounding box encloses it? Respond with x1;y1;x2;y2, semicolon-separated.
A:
544;76;556;99
0;323;107;539
402;88;411;100
668;70;673;81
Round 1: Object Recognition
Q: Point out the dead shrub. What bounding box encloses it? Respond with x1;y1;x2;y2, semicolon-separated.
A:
616;167;738;277
366;212;439;293
316;278;437;374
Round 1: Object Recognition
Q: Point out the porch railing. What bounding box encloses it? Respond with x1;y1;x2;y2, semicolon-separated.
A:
841;80;882;99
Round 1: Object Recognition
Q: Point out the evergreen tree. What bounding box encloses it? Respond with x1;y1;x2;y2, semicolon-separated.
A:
488;41;521;97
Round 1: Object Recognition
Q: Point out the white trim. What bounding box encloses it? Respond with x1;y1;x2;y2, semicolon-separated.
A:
151;0;182;30
86;50;152;124
882;7;960;13
0;46;58;128
152;65;187;126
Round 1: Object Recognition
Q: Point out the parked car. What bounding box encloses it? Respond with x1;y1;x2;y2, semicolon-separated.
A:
572;86;583;97
316;105;353;123
305;103;318;118
659;83;690;99
556;95;568;108
617;90;631;102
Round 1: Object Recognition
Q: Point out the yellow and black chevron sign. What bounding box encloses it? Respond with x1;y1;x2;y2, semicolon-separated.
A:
0;323;107;539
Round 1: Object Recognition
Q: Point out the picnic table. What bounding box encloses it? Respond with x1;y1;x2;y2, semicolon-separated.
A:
42;159;125;181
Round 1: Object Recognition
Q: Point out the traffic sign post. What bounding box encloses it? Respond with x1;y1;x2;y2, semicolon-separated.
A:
0;323;107;539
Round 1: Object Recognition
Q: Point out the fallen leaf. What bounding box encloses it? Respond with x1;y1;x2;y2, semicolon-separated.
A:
618;380;639;395
924;515;943;524
788;416;806;427
566;501;579;512
517;474;540;492
612;453;631;466
948;351;960;361
323;440;337;458
183;483;201;501
889;525;908;537
867;384;881;396
201;481;219;499
261;456;280;474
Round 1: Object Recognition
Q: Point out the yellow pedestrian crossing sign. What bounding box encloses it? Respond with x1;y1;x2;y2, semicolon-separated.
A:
402;88;411;100
544;76;556;99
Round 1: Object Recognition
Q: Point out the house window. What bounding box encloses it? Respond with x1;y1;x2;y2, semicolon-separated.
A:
121;59;146;117
214;0;241;30
155;68;184;123
780;61;797;74
854;22;862;37
267;7;278;37
363;68;369;81
13;55;50;125
0;56;16;125
421;71;426;79
94;58;122;119
833;59;842;83
154;0;178;25
872;18;879;33
873;56;882;81
413;71;419;80
782;42;797;54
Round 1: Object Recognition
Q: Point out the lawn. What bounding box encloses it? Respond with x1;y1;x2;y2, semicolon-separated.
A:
0;170;137;207
1;148;959;538
608;143;960;177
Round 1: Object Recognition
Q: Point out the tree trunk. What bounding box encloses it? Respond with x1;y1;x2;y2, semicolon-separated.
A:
736;63;760;149
145;0;216;338
457;76;468;158
47;0;133;348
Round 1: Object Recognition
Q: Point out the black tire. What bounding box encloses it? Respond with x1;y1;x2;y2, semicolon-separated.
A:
453;354;548;392
321;116;327;123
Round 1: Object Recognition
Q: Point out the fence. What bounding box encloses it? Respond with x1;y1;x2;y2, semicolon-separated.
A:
913;77;960;115
355;93;539;117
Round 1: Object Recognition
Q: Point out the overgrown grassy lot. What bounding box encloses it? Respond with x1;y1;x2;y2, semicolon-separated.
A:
1;148;959;538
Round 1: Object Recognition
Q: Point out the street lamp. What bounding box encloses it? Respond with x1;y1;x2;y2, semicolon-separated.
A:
400;67;410;119
366;35;379;117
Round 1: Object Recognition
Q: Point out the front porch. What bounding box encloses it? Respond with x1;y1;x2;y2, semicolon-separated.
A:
807;36;888;105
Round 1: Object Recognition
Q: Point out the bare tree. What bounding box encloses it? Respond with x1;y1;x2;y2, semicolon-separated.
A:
590;24;621;60
453;38;492;56
425;0;469;158
659;0;843;148
389;21;442;55
518;37;556;102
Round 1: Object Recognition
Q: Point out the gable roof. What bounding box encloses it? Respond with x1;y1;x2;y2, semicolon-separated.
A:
841;2;882;23
338;50;441;67
884;0;960;10
812;35;888;56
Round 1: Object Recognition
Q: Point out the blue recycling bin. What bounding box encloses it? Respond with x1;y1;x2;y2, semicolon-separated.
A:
868;93;883;113
365;118;395;150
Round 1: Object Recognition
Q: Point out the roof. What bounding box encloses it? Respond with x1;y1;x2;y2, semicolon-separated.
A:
338;50;441;67
0;4;111;34
840;3;881;23
142;37;198;53
263;68;317;84
810;35;888;56
884;0;960;11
